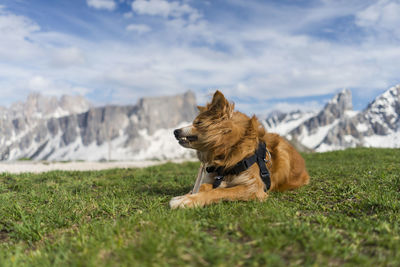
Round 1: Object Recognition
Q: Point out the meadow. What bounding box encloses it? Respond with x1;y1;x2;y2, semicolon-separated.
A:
0;148;399;266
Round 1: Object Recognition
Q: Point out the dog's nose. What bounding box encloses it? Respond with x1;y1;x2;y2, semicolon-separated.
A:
173;129;182;139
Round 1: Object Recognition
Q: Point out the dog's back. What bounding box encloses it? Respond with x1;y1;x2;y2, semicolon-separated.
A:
262;132;310;192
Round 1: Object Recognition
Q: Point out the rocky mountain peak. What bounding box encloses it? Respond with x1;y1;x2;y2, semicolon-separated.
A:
59;95;92;115
9;92;91;119
361;84;400;134
329;88;353;112
289;89;353;138
365;85;399;114
136;91;197;134
322;89;353;121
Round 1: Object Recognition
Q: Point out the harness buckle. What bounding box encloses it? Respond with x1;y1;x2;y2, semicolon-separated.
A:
215;175;224;181
213;175;224;189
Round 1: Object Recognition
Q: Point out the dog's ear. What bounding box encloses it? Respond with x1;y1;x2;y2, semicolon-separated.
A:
210;90;233;116
197;105;206;113
211;90;226;104
248;115;265;138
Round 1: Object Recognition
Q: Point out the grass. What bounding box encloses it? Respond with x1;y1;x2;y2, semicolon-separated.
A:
0;148;399;266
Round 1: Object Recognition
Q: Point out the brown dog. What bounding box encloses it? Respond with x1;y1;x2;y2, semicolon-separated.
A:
170;91;309;208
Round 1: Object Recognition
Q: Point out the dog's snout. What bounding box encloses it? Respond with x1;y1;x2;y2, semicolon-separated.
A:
174;129;182;139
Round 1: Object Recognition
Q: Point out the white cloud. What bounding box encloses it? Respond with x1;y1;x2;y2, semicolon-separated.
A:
126;23;151;34
27;75;92;96
131;0;201;21
355;0;400;34
51;47;86;68
2;1;400;114
123;12;133;18
0;8;41;61
28;76;52;91
86;0;116;11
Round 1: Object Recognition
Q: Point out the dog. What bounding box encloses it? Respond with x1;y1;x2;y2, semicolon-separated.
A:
170;90;309;208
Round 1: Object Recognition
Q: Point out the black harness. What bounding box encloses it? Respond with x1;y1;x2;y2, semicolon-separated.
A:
206;142;272;192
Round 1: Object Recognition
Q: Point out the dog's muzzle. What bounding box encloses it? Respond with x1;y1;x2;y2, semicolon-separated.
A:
173;128;198;145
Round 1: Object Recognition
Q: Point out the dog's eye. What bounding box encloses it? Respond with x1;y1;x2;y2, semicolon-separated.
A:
194;120;202;125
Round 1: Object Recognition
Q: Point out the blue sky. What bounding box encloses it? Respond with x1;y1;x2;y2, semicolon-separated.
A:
1;0;400;115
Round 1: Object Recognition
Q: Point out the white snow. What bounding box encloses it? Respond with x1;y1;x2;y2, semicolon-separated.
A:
356;123;369;132
300;120;339;149
344;135;354;143
344;110;358;118
131;122;195;160
263;112;315;136
51;107;71;119
364;132;400;148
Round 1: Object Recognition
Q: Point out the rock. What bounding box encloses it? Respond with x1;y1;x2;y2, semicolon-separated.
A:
0;91;197;161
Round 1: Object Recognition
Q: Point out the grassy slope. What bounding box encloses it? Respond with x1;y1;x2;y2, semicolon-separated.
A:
0;148;399;266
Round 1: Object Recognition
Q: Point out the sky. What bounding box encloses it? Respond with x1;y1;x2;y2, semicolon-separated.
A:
1;0;400;115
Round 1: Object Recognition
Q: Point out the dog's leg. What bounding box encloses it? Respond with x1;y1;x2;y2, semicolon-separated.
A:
197;183;213;193
275;171;310;191
170;185;266;209
170;183;213;203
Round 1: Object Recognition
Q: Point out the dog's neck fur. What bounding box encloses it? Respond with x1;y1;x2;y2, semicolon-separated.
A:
197;115;264;170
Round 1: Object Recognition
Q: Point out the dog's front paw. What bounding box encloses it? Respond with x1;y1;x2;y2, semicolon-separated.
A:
169;195;197;209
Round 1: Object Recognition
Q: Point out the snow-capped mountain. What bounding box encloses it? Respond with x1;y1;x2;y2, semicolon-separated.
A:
0;93;92;158
264;110;316;136
317;85;400;151
0;92;197;161
264;85;400;152
1;84;399;161
289;89;356;149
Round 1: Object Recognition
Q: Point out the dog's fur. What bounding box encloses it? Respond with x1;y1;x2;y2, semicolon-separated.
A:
170;90;309;208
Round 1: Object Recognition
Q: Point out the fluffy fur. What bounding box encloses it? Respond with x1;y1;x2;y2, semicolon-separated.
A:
170;90;309;208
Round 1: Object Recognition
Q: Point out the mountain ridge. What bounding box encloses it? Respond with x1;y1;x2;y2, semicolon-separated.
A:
265;84;400;152
0;91;197;161
0;85;399;161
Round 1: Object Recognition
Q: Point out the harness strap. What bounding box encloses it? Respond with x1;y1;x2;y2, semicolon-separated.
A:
256;142;271;191
206;142;271;192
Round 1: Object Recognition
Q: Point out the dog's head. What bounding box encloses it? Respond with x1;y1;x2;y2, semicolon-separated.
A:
174;91;262;164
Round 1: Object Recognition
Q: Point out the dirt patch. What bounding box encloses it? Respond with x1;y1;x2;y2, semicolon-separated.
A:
0;229;9;242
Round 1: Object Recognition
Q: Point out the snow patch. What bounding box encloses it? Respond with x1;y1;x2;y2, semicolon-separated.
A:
356;123;369;132
364;132;400;148
132;122;195;160
264;112;315;136
300;120;339;149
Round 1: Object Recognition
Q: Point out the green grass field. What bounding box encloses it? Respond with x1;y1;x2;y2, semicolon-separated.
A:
0;148;399;266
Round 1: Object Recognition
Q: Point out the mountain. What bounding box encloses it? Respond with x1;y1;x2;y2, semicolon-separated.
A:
317;85;400;151
264;110;316;136
0;92;197;161
265;85;400;152
6;93;91;119
1;85;399;161
0;93;92;159
288;89;357;150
